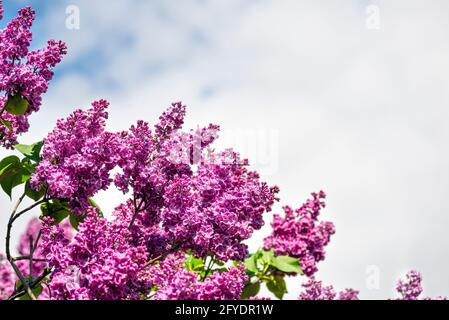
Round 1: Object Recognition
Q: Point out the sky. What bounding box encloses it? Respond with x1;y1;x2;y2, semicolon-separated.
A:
1;0;449;299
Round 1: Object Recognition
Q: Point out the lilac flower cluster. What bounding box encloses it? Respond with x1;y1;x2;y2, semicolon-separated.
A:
148;253;247;300
31;100;121;215
0;218;73;300
33;101;278;261
298;278;359;300
41;208;148;300
395;270;447;300
0;6;66;147
263;191;335;276
161;152;278;261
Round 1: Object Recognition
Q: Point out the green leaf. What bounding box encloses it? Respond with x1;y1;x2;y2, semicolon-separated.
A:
185;255;205;273
88;198;104;217
271;256;303;274
14;141;44;163
0;119;13;130
0;162;30;199
70;213;86;231
260;249;275;265
241;281;260;300
15;278;43;300
5;95;29;115
266;275;287;300
40;199;71;224
0;156;20;174
244;255;258;273
25;180;45;201
20;284;43;300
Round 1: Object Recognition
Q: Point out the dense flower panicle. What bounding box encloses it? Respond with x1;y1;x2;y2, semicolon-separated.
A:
31;100;120;215
41;208;149;300
155;101;186;139
112;102;278;262
148;253;247;300
0;6;66;147
263;191;335;276
162;152;278;261
0;218;73;300
298;278;359;300
16;218;47;278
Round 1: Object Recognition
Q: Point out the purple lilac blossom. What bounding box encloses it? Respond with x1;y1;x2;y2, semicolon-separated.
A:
298;278;359;300
31;100;121;215
0;6;66;147
148;253;247;300
264;191;335;276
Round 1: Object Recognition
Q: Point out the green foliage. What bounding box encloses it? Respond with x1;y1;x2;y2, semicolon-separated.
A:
241;249;304;300
5;95;29;115
266;275;287;300
185;255;205;273
0;142;44;199
0;118;13;130
0;157;34;199
241;281;260;300
244;255;258;274
14;141;43;163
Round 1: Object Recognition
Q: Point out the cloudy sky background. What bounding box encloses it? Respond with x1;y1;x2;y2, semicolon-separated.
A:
1;0;449;299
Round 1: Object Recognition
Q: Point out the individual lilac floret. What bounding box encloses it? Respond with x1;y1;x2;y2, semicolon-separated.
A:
298;278;359;300
0;7;66;148
263;191;335;276
31;100;121;215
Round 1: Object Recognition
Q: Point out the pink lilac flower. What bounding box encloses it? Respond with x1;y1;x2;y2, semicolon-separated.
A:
148;253;247;300
394;270;447;300
0;254;15;300
396;270;423;300
263;191;335;276
31;100;121;215
41;208;149;300
298;278;359;300
0;6;66;147
114;103;278;261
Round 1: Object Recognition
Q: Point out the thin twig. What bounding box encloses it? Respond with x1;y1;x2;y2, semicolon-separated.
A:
8;268;51;300
13;256;47;263
143;243;182;269
128;195;145;230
